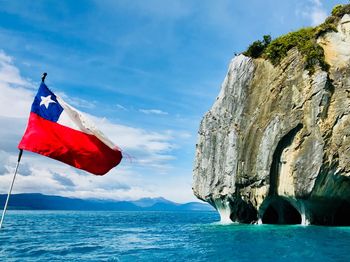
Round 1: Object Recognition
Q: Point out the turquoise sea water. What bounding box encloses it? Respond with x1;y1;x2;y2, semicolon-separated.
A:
0;211;350;261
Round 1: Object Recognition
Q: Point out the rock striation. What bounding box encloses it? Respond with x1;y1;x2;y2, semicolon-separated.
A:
193;13;350;225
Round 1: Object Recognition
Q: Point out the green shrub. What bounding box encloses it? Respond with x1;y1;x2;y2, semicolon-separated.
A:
314;22;337;38
243;35;271;58
263;28;314;65
332;4;344;16
242;4;350;73
243;40;265;58
331;4;350;17
316;3;350;37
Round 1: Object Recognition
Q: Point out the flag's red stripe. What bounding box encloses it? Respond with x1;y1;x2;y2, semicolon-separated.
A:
18;112;122;175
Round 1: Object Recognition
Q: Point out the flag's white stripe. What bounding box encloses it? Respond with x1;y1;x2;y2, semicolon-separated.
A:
56;96;116;150
56;109;82;132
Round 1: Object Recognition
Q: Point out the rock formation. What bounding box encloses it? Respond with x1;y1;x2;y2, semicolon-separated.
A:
193;9;350;225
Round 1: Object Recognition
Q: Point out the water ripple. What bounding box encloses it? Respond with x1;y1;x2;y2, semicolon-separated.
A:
1;211;350;261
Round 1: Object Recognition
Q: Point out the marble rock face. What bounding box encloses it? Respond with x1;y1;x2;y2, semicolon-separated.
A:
193;15;350;225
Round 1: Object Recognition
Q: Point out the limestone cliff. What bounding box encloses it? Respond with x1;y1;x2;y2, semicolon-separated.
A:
193;10;350;225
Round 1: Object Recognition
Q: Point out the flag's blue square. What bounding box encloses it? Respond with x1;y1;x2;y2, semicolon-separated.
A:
31;83;63;122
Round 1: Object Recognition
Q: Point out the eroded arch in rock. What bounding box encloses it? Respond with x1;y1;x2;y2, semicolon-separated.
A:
260;197;302;224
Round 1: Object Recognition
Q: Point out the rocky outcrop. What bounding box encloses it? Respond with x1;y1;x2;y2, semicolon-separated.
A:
193;14;350;225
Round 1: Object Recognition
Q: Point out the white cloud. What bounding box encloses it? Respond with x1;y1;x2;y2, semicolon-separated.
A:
312;0;322;6
89;115;175;155
0;150;10;175
0;150;159;201
299;0;327;26
310;9;327;26
57;92;96;109
90;118;178;174
177;131;192;139
0;50;31;86
0;51;34;118
115;103;128;111
139;109;168;115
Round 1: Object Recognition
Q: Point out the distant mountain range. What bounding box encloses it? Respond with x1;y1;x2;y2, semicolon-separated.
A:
0;193;214;211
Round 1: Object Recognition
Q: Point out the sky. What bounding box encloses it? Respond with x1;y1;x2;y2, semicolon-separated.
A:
0;0;348;203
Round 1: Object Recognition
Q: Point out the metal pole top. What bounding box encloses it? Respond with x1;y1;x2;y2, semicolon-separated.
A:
41;72;47;82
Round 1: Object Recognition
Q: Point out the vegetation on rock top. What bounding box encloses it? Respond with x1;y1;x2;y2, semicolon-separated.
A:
243;4;350;73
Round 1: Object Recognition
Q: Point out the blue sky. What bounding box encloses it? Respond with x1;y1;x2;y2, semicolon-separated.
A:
0;0;348;202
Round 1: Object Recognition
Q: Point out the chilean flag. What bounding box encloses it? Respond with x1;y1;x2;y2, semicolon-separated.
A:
18;82;122;175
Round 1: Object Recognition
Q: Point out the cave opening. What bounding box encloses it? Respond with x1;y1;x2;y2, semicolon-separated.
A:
333;201;350;226
269;124;303;196
262;205;278;224
261;198;301;225
229;197;258;223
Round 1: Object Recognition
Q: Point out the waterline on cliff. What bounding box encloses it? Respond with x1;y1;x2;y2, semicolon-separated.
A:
300;202;310;226
211;220;237;226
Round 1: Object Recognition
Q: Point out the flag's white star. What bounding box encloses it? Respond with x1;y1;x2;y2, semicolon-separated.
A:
40;95;56;109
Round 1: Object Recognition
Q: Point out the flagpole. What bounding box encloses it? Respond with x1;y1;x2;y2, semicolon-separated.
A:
0;149;23;230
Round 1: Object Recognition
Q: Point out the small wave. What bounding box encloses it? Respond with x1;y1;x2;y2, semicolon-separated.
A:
211;220;239;226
